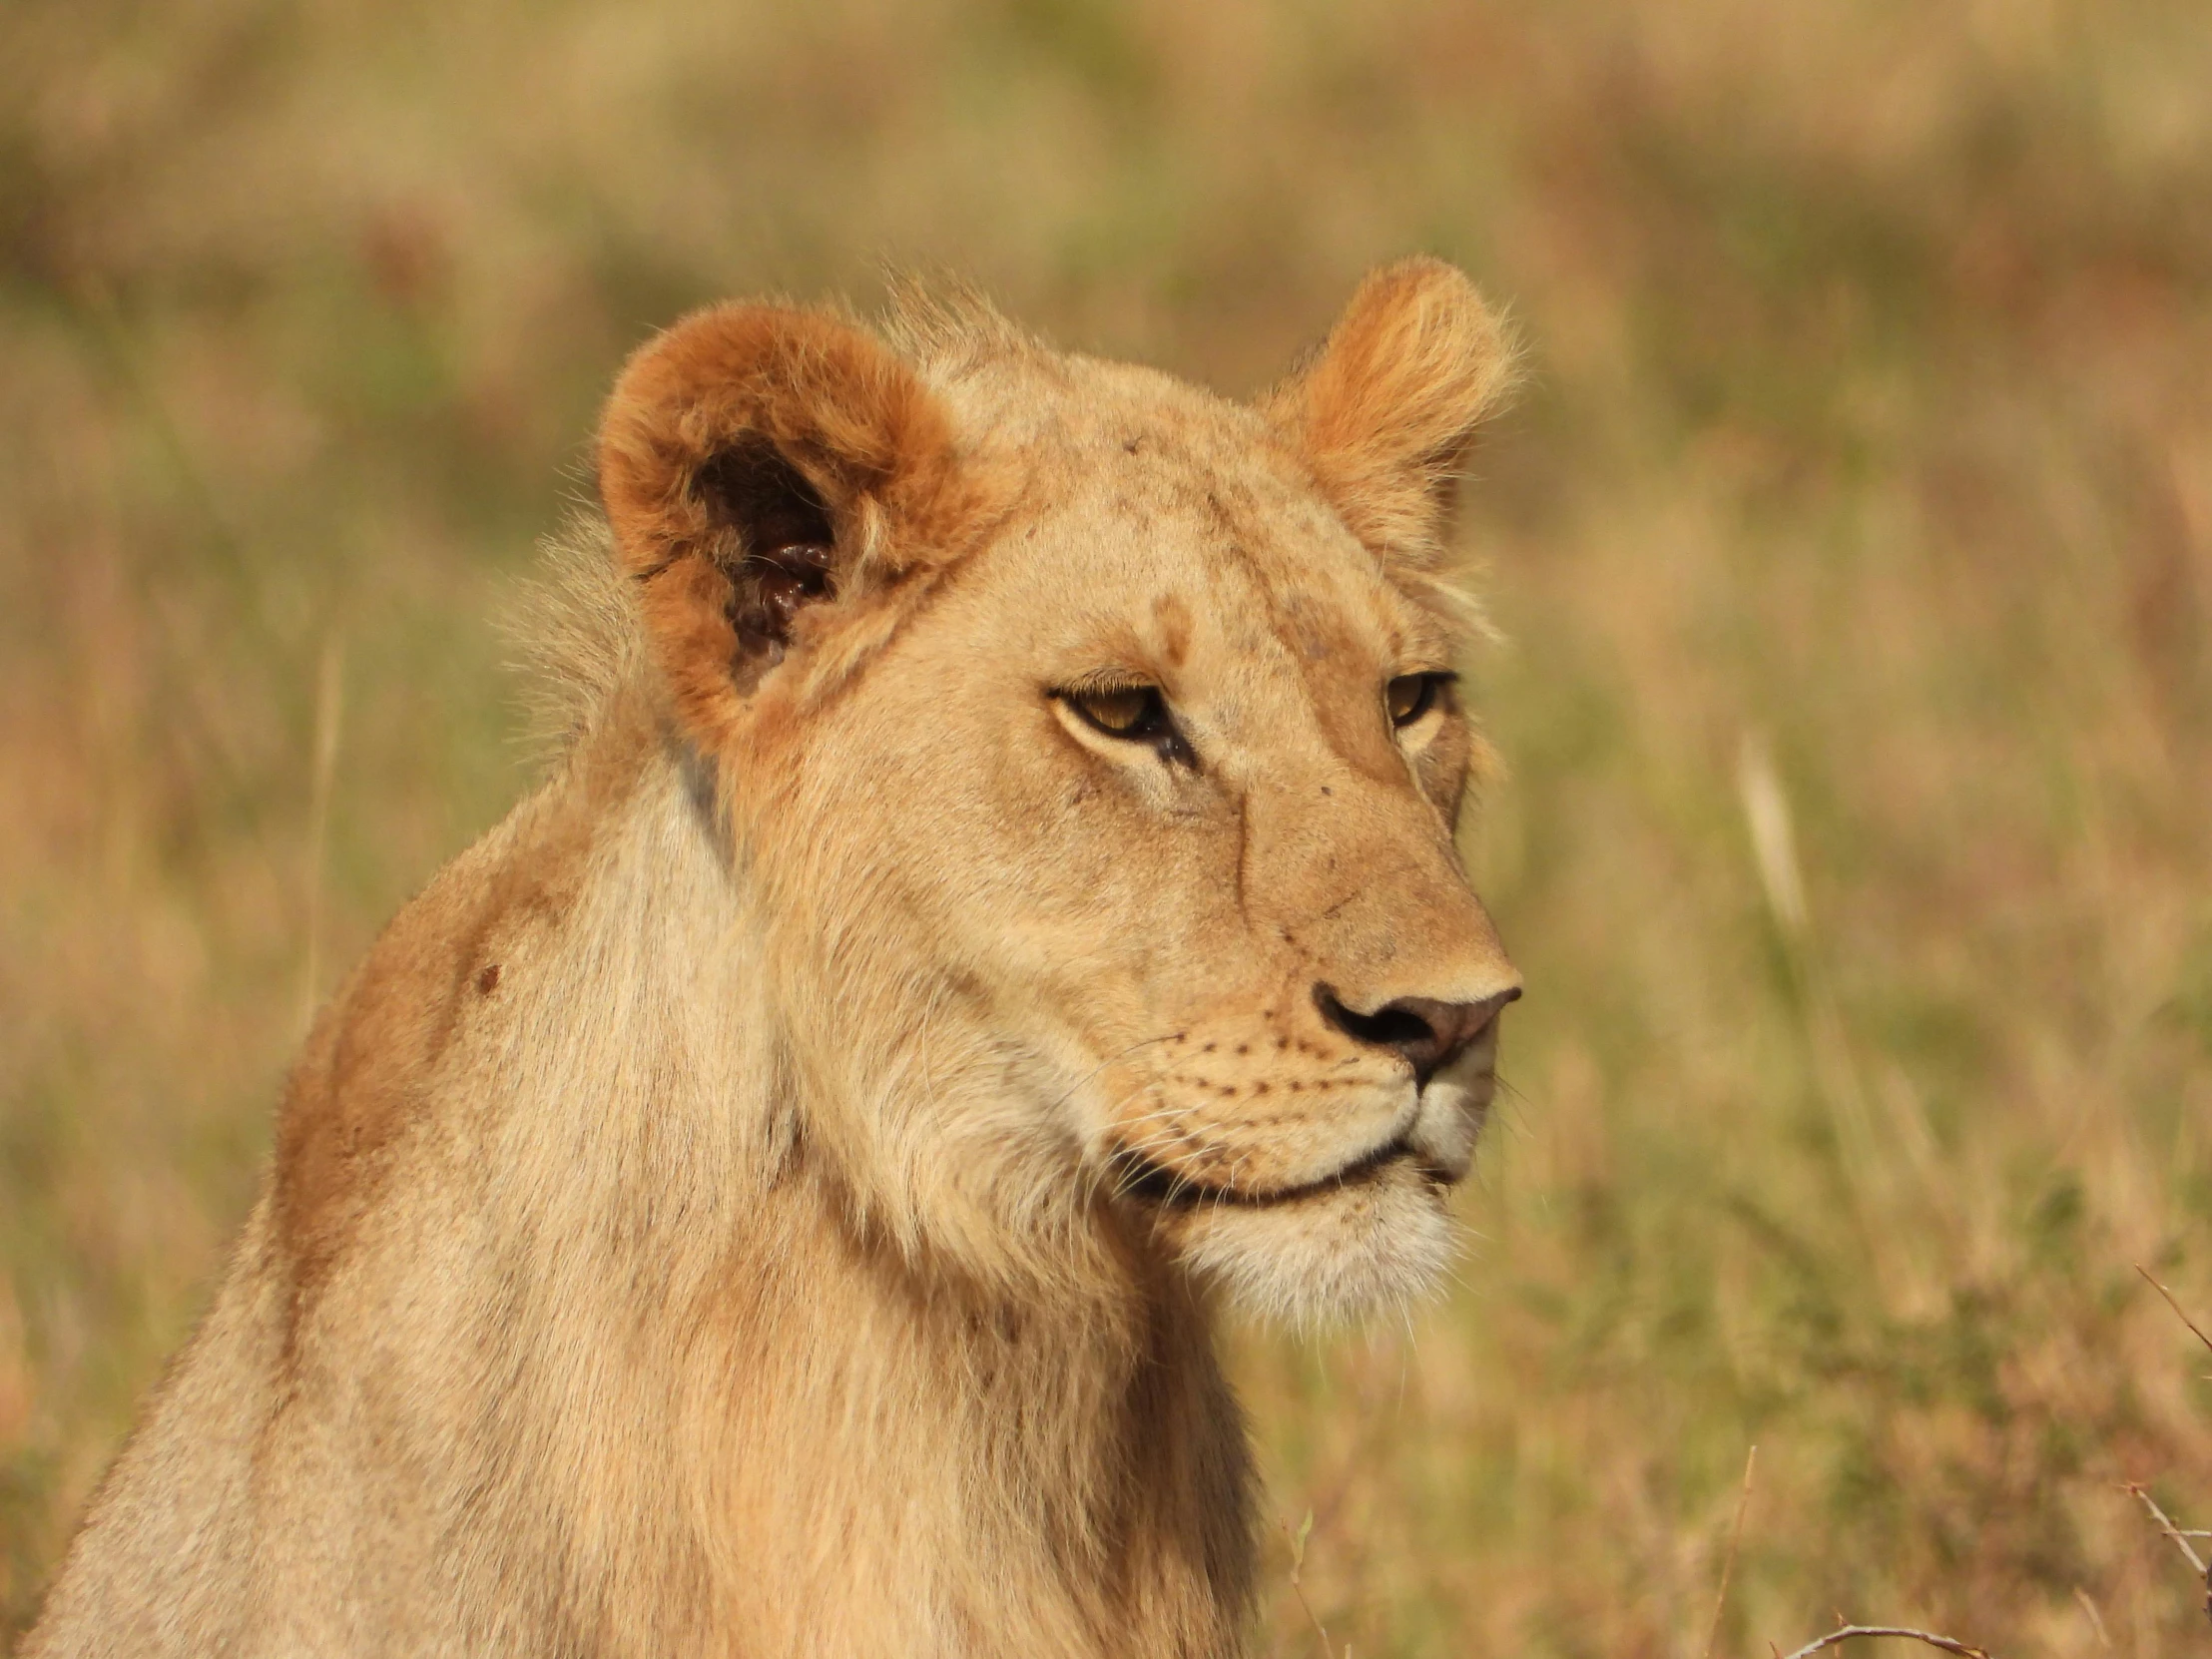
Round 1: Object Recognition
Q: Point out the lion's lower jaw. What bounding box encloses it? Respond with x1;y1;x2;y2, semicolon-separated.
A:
1164;1165;1459;1332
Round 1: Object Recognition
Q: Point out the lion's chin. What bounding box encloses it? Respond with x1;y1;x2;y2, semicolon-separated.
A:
1156;1159;1457;1331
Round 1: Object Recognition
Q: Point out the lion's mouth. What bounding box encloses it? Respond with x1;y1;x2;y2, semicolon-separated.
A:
1108;1133;1429;1210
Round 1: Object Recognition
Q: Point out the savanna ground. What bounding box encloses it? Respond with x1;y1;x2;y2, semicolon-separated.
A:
3;1;2210;1652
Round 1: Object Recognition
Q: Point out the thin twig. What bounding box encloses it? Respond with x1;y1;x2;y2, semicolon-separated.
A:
2121;1481;2207;1576
299;634;344;1035
1700;1444;1758;1659
1276;1511;1334;1659
2135;1264;2212;1357
2070;1586;2112;1651
1775;1624;1991;1659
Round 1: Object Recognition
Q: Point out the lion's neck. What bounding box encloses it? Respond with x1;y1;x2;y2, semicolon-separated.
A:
673;1176;1253;1652
522;732;1257;1654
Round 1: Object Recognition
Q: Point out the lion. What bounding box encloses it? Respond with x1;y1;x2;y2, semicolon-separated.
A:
22;258;1521;1658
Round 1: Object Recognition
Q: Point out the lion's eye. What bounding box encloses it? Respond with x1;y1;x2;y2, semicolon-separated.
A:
1386;672;1450;728
1065;685;1170;740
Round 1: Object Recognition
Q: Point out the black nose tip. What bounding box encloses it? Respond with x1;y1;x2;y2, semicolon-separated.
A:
1314;983;1520;1085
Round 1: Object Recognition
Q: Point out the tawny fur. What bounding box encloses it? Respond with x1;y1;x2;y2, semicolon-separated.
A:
24;261;1520;1658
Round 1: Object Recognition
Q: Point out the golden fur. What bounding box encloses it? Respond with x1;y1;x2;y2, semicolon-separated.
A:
23;259;1520;1657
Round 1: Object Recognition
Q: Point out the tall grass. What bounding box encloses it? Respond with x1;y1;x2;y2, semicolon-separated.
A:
3;0;2208;1649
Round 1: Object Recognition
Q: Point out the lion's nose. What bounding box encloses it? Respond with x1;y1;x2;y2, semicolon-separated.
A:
1313;983;1520;1085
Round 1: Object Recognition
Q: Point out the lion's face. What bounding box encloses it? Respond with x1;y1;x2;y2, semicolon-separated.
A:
596;263;1520;1324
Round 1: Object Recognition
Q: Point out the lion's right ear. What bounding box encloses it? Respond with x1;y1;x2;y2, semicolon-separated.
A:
1261;258;1517;574
596;302;975;744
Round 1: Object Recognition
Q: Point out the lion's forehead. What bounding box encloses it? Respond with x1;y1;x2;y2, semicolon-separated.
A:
935;350;1363;566
929;346;1266;452
1009;482;1433;727
920;347;1457;770
967;435;1419;663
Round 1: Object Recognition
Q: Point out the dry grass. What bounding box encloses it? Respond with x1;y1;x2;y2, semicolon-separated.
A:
3;0;2209;1650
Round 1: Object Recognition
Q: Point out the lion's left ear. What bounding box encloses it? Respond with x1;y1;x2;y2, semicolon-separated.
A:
1260;258;1516;570
596;300;981;747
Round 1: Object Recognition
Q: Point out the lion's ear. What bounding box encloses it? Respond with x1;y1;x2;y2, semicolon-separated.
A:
596;301;974;740
1261;258;1516;570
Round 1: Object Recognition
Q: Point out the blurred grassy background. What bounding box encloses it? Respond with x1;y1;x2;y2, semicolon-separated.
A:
3;0;2210;1650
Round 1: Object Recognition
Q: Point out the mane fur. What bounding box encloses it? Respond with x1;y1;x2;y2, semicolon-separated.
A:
876;271;1048;377
503;512;651;765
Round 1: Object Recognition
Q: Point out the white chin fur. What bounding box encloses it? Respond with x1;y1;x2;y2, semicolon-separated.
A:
1171;1163;1457;1332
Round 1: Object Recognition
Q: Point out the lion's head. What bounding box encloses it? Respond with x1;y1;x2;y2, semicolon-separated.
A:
594;260;1520;1327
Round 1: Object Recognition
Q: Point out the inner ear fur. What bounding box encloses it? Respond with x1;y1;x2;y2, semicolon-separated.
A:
596;301;976;740
1261;257;1517;570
